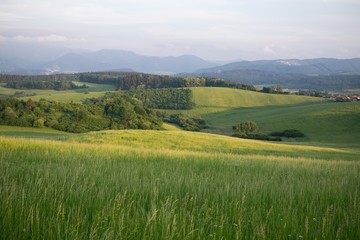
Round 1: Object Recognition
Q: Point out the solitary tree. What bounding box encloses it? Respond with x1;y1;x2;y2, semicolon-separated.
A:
232;121;258;136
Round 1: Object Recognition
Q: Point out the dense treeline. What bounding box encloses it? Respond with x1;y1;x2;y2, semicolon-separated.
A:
193;70;360;90
6;80;86;90
0;94;162;133
78;72;256;91
261;85;289;94
129;88;194;110
79;72;184;89
1;73;85;90
1;72;256;91
0;74;78;83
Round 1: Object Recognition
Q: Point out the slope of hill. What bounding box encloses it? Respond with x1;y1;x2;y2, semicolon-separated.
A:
173;87;321;116
168;87;359;148
0;127;359;239
192;87;320;108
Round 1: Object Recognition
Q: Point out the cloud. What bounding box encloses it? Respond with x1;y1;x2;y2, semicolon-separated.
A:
0;34;86;44
12;34;68;43
263;45;276;55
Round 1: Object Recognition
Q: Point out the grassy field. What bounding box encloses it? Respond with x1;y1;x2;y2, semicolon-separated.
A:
0;125;71;140
0;128;359;239
193;87;321;107
166;87;360;148
203;101;360;148
184;87;322;115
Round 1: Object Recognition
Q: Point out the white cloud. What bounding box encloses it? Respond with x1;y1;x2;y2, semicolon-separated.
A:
263;45;276;55
0;34;86;44
12;34;68;43
0;0;359;60
0;35;8;43
11;34;68;43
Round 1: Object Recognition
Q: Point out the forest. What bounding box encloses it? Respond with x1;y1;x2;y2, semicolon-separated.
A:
5;80;86;90
79;72;256;90
128;88;194;110
0;94;162;133
0;74;85;90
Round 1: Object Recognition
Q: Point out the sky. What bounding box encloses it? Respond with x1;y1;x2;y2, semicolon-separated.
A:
0;0;359;61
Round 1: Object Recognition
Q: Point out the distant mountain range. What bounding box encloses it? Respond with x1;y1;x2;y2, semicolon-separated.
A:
192;58;360;90
1;46;360;90
196;58;360;76
0;49;217;74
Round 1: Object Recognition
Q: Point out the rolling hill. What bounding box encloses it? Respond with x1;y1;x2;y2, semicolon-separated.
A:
1;125;359;239
170;87;360;148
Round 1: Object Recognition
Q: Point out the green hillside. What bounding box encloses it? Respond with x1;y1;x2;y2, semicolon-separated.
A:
202;101;360;148
167;87;359;148
193;87;321;108
190;87;320;114
0;125;71;140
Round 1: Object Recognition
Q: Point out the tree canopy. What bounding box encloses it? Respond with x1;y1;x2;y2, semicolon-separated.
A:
232;121;258;136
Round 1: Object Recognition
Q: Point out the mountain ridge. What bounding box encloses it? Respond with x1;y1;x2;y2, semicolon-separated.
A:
196;58;360;75
0;49;217;74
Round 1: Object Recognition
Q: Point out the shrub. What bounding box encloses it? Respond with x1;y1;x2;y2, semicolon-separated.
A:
269;129;305;138
282;129;305;138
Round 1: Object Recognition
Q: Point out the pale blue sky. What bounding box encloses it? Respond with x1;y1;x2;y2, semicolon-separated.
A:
0;0;359;60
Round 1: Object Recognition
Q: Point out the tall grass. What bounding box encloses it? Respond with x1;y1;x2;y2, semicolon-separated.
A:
1;135;359;239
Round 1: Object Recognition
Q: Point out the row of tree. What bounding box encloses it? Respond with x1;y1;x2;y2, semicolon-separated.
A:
0;94;162;133
0;74;78;83
1;72;257;92
5;80;86;90
78;72;256;91
261;85;289;94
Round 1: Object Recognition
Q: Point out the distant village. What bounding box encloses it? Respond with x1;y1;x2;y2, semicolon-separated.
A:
332;95;360;102
295;89;360;102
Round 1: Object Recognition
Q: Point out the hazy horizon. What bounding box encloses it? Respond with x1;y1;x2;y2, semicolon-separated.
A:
1;0;359;61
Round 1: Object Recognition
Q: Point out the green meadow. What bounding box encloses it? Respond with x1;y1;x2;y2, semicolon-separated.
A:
1;128;360;239
1;84;360;239
168;87;360;148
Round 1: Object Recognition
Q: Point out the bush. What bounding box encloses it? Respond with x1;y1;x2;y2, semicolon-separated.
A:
158;112;207;131
282;129;305;138
233;133;282;142
270;129;305;138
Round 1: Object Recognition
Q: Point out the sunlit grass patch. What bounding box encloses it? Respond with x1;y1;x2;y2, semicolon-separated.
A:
0;136;359;239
